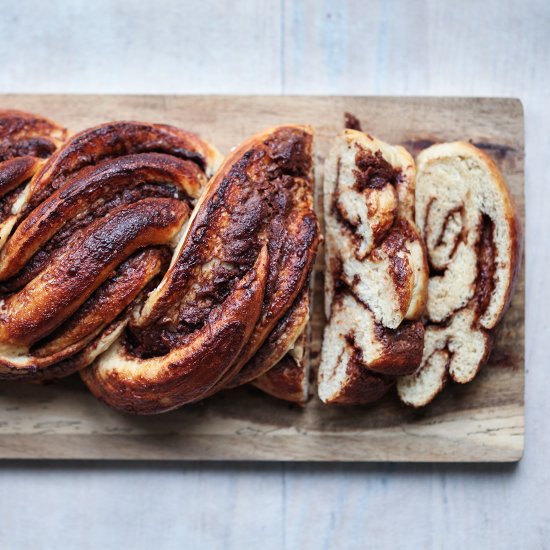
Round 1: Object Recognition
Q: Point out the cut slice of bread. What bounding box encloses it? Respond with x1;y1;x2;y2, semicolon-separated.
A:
319;130;428;404
397;142;522;407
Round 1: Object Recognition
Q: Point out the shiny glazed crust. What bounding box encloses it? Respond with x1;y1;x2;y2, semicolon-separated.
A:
81;125;319;414
0;118;222;380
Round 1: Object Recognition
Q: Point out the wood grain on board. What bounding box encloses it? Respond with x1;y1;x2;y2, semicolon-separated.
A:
0;95;524;461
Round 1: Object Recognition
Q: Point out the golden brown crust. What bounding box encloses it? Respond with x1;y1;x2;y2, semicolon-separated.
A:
0;198;187;347
1;250;168;380
221;127;319;388
237;285;310;388
81;125;319;413
369;320;425;375
0;156;42;198
81;247;269;413
0;110;67;162
323;357;393;405
0;111;67;253
34;248;168;358
0;153;205;281
27;121;221;209
227;284;310;388
0;118;219;380
130;126;318;383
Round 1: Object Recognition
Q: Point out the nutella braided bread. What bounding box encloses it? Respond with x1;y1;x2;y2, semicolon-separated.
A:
1;111;520;415
0;119;222;380
397;142;521;407
82;125;319;413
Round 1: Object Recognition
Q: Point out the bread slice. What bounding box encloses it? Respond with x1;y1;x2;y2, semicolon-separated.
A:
397;142;522;407
319;130;428;404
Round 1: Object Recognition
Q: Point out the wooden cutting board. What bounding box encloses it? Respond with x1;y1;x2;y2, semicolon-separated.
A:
0;95;524;461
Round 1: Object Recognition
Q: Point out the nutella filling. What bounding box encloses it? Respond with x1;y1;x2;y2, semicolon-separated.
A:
474;214;496;316
353;148;398;191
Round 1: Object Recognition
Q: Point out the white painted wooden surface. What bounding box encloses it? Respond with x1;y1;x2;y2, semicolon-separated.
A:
0;0;547;548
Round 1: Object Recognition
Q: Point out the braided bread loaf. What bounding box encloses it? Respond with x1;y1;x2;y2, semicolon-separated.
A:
2;110;519;414
318;130;428;404
0;116;222;380
397;142;521;406
81;125;319;413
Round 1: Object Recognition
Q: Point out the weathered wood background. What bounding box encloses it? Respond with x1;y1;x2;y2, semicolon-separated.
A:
0;95;524;462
